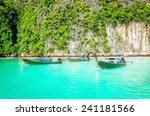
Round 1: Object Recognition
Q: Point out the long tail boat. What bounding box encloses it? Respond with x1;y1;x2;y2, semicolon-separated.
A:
94;53;126;68
98;60;126;68
22;58;62;64
69;57;90;62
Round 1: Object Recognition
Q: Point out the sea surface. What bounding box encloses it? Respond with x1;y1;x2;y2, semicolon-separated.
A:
0;57;150;99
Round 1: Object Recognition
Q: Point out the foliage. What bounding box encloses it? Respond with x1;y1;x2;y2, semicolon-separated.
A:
98;0;150;24
0;0;17;56
45;1;90;52
1;0;150;56
148;35;150;42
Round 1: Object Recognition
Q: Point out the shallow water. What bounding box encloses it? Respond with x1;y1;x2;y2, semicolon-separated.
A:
0;57;150;99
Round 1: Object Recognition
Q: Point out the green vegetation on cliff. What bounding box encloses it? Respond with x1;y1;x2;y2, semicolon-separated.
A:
0;0;150;56
0;0;17;56
45;1;90;52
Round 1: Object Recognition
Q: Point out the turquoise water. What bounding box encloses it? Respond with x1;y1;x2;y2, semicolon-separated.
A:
0;57;150;99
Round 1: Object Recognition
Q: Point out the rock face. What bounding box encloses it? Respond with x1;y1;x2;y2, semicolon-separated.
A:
67;22;150;56
46;22;150;56
107;22;150;56
45;0;150;56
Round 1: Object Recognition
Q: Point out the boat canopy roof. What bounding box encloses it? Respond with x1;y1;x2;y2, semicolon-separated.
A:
108;57;116;60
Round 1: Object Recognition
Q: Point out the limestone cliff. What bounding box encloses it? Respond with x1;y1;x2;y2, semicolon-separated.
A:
107;22;150;56
46;0;150;56
48;22;150;56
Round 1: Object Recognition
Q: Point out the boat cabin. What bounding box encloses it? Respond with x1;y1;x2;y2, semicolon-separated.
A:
105;57;125;64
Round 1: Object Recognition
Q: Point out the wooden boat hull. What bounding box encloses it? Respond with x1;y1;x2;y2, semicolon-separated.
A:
98;61;126;68
22;58;62;64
